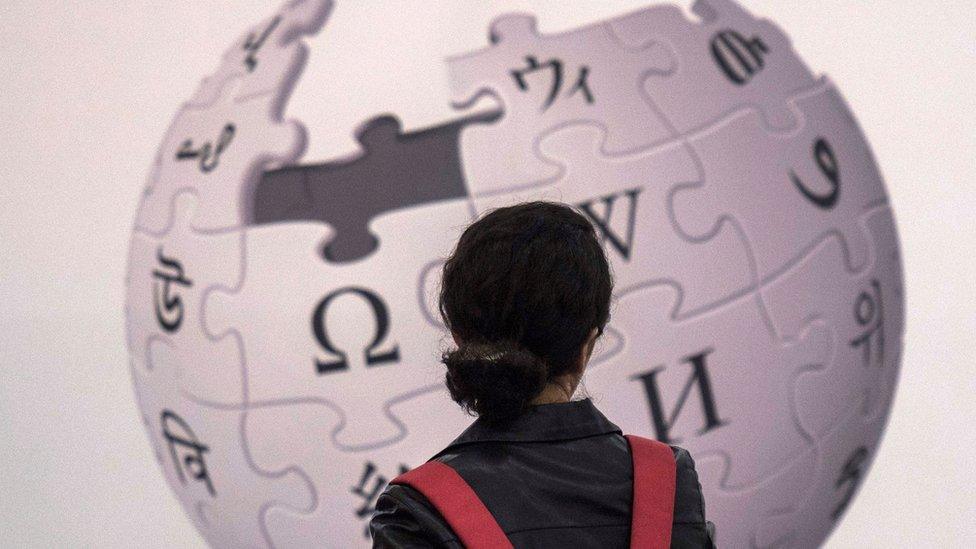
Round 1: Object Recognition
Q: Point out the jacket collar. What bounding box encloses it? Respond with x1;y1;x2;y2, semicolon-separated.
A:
441;397;622;450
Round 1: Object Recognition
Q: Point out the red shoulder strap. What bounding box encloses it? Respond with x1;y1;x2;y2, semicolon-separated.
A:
390;439;674;548
389;460;513;549
625;434;676;549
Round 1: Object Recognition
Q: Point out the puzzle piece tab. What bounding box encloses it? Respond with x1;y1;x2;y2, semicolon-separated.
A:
755;395;893;548
473;124;753;317
672;79;889;281
243;388;473;547
763;205;904;441
583;282;829;490
610;0;817;133
131;338;312;549
126;194;245;405
136;81;306;234
205;198;475;449
694;448;815;548
447;12;676;196
188;0;334;108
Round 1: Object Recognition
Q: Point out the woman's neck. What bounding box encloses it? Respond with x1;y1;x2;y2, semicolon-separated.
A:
529;379;576;405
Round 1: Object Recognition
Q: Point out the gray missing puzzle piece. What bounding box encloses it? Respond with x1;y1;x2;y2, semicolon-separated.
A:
251;111;498;263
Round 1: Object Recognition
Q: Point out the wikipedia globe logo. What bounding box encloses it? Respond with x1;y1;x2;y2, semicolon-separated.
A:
124;0;905;546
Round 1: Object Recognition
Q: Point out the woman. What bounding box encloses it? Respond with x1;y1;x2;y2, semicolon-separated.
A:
369;201;716;548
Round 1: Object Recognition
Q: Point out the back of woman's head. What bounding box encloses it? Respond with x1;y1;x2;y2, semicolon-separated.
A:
438;201;614;425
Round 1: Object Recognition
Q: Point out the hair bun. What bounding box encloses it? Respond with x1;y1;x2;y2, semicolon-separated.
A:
442;339;548;425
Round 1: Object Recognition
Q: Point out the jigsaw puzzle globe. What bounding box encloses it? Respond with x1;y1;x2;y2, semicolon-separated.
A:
125;0;905;547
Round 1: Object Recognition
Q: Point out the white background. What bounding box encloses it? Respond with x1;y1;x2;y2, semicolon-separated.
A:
1;0;974;547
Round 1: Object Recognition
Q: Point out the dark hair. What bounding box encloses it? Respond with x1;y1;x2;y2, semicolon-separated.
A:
438;201;614;425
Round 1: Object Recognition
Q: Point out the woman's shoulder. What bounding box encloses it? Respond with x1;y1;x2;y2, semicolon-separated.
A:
667;445;706;522
369;441;715;547
668;444;717;547
369;483;462;548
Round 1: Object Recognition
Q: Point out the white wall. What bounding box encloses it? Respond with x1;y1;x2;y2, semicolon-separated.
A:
0;1;973;546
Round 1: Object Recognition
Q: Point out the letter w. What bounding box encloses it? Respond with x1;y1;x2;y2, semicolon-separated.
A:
576;187;641;260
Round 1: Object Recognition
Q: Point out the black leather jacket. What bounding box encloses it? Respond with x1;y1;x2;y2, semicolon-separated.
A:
369;398;716;548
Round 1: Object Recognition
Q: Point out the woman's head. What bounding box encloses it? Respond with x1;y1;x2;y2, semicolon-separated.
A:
438;200;614;425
